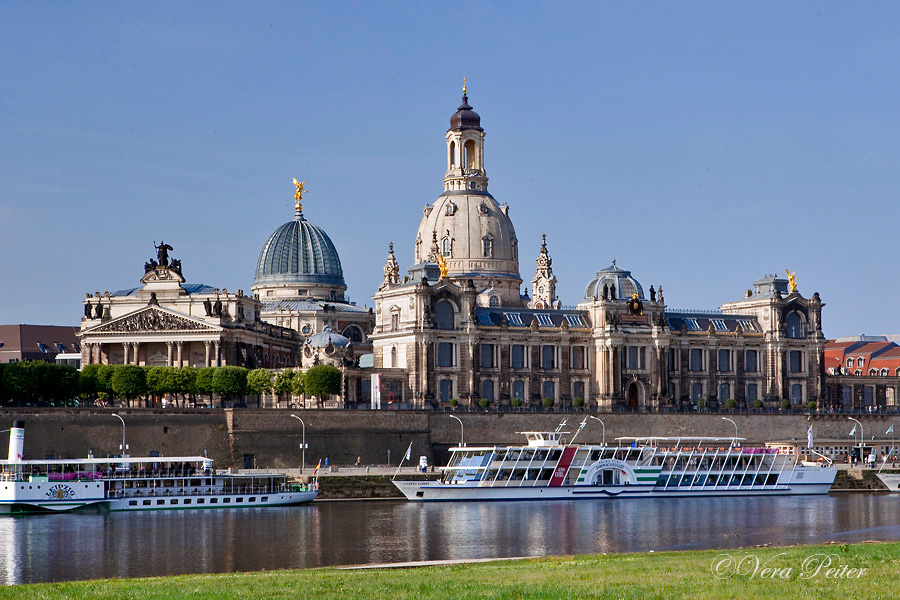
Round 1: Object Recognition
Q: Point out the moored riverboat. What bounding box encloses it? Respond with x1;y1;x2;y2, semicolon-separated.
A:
394;425;836;502
0;422;317;513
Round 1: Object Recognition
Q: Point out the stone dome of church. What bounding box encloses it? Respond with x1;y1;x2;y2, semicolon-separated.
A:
583;260;644;301
253;208;346;290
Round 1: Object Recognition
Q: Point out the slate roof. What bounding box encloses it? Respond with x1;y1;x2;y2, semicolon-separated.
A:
474;307;591;329
665;312;761;334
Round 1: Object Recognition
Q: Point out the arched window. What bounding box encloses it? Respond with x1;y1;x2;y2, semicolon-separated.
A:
881;368;889;376
434;301;454;330
465;140;476;169
390;347;398;368
896;367;900;377
857;357;864;367
482;236;493;258
846;357;854;368
442;237;452;257
855;370;862;376
869;369;877;376
342;325;364;343
449;141;456;167
390;307;400;331
785;312;804;338
489;295;499;307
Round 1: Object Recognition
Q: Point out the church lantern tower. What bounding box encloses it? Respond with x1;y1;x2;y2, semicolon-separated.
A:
529;234;560;310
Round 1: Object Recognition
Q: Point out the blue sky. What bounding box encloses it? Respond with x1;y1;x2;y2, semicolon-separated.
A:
1;3;898;337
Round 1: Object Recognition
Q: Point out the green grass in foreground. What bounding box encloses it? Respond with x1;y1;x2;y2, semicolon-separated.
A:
5;541;900;600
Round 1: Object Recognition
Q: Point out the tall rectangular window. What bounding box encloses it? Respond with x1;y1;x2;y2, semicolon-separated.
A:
511;344;525;369
667;348;677;371
573;381;584;401
541;345;555;369
791;383;803;405
480;344;495;369
439;379;453;402
437;342;454;367
689;349;703;372
390;313;399;331
571;346;585;370
717;349;730;372
745;350;758;373
789;350;802;373
747;383;757;403
481;379;494;401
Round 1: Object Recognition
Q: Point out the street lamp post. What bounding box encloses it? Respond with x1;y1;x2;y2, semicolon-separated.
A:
589;416;606;446
449;415;465;447
111;413;127;458
722;417;738;447
290;414;306;474
848;417;864;465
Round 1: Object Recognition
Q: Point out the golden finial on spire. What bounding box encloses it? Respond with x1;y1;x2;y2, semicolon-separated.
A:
463;77;467;95
292;178;306;213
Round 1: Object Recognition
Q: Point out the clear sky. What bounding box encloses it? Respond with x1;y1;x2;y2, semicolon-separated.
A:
2;2;898;338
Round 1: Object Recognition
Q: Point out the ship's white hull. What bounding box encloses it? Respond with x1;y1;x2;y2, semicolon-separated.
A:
876;473;900;492
0;480;316;513
393;479;834;502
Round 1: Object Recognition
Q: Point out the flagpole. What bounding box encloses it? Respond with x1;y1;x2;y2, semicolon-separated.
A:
392;442;413;481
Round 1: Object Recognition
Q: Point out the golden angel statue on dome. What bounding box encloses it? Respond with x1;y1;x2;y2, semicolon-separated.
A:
785;269;797;293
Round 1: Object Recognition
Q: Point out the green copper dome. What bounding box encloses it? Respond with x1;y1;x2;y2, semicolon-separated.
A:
254;210;346;289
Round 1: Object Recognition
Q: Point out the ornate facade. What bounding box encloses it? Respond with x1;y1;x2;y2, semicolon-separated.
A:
370;89;827;410
78;247;300;369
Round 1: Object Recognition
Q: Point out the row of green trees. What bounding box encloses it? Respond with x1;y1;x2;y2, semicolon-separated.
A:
0;361;342;407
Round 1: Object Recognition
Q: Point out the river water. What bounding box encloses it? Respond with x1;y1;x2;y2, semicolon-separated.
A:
3;494;900;585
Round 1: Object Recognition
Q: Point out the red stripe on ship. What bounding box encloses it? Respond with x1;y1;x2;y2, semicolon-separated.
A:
548;447;578;487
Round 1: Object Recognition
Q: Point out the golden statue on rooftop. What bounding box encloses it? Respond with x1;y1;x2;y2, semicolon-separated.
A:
292;178;306;212
436;252;449;279
785;269;797;293
463;77;467;95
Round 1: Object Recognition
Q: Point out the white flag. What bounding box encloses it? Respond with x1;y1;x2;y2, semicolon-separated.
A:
849;425;857;436
807;425;813;450
887;425;895;435
404;442;412;462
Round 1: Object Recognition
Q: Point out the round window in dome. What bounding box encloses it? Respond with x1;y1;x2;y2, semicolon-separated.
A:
301;324;312;335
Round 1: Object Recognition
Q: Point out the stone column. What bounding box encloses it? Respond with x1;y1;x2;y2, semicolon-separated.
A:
132;342;141;365
82;343;92;366
176;341;184;368
95;344;103;365
213;341;221;366
167;342;174;367
204;341;212;367
122;343;130;365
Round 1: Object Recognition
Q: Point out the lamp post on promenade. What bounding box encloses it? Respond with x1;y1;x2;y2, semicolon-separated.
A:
449;415;465;447
722;417;738;448
290;414;306;474
589;416;606;447
111;413;127;458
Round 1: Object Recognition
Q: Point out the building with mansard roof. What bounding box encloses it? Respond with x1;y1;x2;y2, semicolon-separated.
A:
369;87;827;411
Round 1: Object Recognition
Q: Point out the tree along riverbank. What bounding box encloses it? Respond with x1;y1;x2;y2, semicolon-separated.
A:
3;541;897;599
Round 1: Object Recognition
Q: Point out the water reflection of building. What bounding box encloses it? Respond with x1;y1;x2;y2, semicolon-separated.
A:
370;88;827;410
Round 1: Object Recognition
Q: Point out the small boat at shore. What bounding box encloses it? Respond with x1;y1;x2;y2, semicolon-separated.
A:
0;421;317;513
394;426;836;502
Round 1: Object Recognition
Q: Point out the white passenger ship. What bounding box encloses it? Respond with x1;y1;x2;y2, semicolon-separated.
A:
0;422;317;513
394;424;836;502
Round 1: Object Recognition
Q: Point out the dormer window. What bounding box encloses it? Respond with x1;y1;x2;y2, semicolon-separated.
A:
482;236;493;258
846;357;854;368
442;237;452;257
857;357;864;367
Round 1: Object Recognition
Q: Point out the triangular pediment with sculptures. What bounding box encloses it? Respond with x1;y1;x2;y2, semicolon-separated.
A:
85;306;218;334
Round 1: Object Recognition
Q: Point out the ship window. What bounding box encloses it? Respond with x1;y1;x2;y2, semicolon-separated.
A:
157;499;165;505
171;499;178;505
184;499;191;505
249;497;256;502
224;498;231;503
262;496;268;501
197;498;205;504
143;500;151;506
237;497;243;502
211;498;218;504
129;500;137;506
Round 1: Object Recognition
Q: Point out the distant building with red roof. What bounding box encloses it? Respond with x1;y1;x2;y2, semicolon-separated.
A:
825;336;900;410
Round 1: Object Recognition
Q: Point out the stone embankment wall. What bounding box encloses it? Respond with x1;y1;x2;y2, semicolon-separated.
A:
1;408;895;470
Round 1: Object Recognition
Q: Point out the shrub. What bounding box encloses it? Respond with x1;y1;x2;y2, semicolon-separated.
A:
449;398;459;407
697;397;707;410
724;398;736;409
808;400;817;410
511;398;522;408
478;398;490;409
573;397;584;408
542;397;554;408
780;399;791;410
753;399;764;410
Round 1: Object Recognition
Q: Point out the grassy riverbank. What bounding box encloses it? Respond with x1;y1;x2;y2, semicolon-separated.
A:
6;541;899;599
